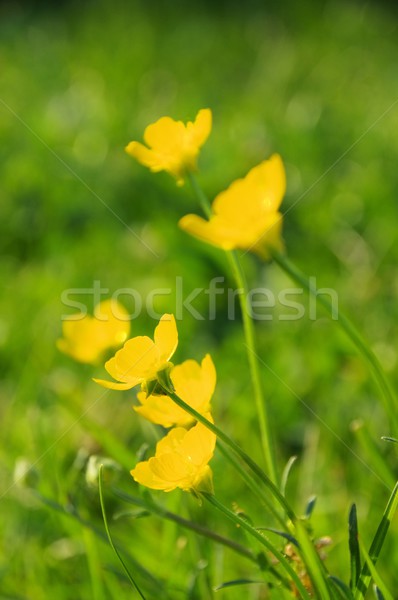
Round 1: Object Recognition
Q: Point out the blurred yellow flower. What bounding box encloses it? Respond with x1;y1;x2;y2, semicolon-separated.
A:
131;417;216;494
125;108;212;186
93;314;178;391
134;354;216;427
179;154;286;259
57;299;130;365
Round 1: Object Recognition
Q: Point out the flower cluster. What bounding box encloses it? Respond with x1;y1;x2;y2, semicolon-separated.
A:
94;313;216;494
60;108;286;495
60;309;217;494
126;108;286;258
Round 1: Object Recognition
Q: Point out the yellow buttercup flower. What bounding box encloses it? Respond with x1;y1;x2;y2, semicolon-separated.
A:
57;299;130;365
125;108;212;186
131;417;216;494
134;354;216;427
179;154;286;259
93;314;178;391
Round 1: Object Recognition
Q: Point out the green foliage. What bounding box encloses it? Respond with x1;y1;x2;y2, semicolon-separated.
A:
1;0;398;597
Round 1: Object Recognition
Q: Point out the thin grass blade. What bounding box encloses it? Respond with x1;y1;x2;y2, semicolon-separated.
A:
98;465;147;599
357;538;393;600
295;521;332;600
329;575;354;599
214;578;267;591
354;482;398;599
348;504;361;590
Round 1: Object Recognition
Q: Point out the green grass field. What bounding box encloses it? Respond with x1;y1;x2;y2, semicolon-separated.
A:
1;0;398;597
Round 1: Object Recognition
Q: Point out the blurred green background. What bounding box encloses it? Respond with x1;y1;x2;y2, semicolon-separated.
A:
1;0;398;597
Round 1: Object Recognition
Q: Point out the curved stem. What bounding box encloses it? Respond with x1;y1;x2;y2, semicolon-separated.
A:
99;466;146;599
187;173;278;483
271;249;398;433
203;493;312;600
113;488;257;564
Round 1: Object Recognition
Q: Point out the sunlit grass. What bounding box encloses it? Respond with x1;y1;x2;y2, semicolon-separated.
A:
1;0;398;597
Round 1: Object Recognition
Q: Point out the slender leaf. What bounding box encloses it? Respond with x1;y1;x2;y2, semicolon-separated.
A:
373;584;386;600
358;538;393;600
214;578;267;591
348;504;361;590
354;482;398;599
295;521;332;600
305;496;317;520
113;509;151;520
329;575;354;600
256;527;299;547
281;455;298;496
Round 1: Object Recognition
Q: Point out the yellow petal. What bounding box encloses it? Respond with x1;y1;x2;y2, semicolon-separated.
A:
156;427;187;454
93;299;130;347
255;154;286;212
181;418;216;466
171;354;216;415
125;141;161;171
212;155;285;224
57;332;98;365
110;336;160;381
188;108;212;147
192;464;214;494
149;453;188;484
179;214;237;250
180;153;286;257
251;211;284;259
92;377;137;390
125;111;211;185
134;392;193;428
201;354;217;401
131;459;174;491
58;300;130;365
131;421;216;493
154;314;178;363
143;117;186;152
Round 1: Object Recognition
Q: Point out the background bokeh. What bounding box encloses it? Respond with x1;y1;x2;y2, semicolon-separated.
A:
1;0;398;597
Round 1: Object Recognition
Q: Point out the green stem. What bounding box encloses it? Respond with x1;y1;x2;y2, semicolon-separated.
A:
187;171;212;218
83;528;107;600
157;376;295;522
216;443;287;530
187;172;277;483
203;493;312;600
99;466;146;599
228;250;278;483
271;249;398;433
